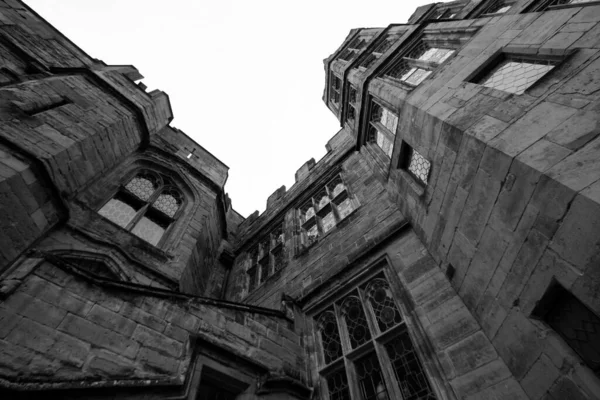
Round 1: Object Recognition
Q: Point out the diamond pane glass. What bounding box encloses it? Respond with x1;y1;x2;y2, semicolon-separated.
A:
131;216;166;246
317;310;343;364
153;188;182;218
337;198;354;220
545;289;600;375
479;59;555;94
340;295;371;349
408;149;431;184
125;173;159;201
366;278;403;332
356;353;389;400
326;370;351;400
99;198;138;228
322;212;336;233
386;331;436;400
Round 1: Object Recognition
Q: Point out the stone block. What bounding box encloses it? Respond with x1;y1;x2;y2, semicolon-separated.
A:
0;307;22;338
121;303;167;333
88;349;136;377
548;135;600;193
447;230;476;289
464;378;528;400
446;331;498;377
548;377;590;400
475;294;508;340
428;307;479;350
497;229;548;309
459;226;508;310
551;194;600;270
492;310;543;380
132;324;183;358
20;275;93;316
489;159;541;232
449;359;512;398
87;304;136;336
137;347;179;375
490;101;577;158
458;168;502;243
47;330;91;368
58;314;139;359
520;354;560;400
6;317;56;353
465;115;509;143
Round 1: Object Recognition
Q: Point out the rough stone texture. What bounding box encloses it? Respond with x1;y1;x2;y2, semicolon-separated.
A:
1;0;600;399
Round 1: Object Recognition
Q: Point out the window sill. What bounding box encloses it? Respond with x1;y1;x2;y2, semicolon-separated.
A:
398;169;426;198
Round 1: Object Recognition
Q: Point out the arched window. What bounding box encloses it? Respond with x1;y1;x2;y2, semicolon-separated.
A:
98;170;184;246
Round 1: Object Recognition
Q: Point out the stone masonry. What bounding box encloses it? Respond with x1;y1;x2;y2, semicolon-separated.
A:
1;0;600;399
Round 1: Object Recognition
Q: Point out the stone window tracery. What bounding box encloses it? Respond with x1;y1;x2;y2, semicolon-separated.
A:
382;41;455;88
98;170;183;247
246;221;287;294
314;274;437;400
296;174;357;251
330;73;342;108
367;100;398;158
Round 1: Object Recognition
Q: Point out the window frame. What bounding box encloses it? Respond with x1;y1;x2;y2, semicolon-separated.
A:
380;38;457;90
310;265;444;400
398;141;432;187
246;221;286;294
526;0;600;12
329;72;343;109
97;169;185;248
468;51;562;95
296;173;358;253
365;98;399;159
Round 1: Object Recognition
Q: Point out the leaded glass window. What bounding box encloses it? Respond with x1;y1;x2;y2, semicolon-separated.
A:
314;273;438;400
330;73;342;107
367;100;398;158
345;85;358;123
383;41;455;88
296;174;357;251
359;27;406;70
533;0;598;9
476;56;556;95
246;221;287;294
479;1;513;15
98;170;183;247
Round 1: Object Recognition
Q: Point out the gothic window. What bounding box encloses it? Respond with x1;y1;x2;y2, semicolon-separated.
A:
338;31;379;63
315;274;437;400
398;142;432;186
533;283;600;377
479;1;514;16
527;0;598;11
359;27;406;70
98;170;183;246
367;100;398;158
345;86;358;122
330;73;342;108
297;174;357;251
474;55;557;95
382;41;455;88
246;221;286;293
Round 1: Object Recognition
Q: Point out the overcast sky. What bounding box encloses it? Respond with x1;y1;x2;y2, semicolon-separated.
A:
26;0;441;217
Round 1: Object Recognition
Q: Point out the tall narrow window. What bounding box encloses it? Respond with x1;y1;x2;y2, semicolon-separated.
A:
474;55;556;95
383;41;455;88
338;31;379;63
367;100;398;158
346;86;358;122
315;274;437;400
330;73;342;108
297;174;357;251
478;0;514;16
246;221;286;293
98;170;183;246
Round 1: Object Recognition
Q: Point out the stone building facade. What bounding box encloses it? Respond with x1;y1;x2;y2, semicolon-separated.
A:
1;0;600;399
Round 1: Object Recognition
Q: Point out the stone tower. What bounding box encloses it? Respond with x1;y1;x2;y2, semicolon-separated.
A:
1;0;600;399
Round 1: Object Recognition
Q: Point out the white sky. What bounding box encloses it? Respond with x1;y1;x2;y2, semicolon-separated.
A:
25;0;441;217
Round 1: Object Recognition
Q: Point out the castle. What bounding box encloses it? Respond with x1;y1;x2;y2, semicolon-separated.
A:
1;0;599;399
